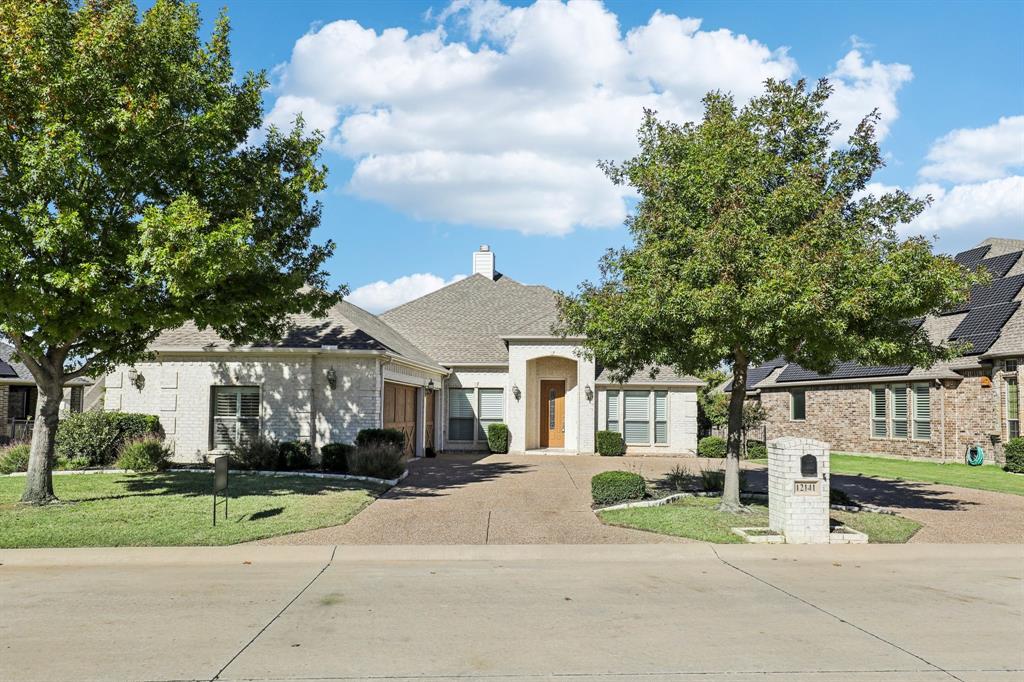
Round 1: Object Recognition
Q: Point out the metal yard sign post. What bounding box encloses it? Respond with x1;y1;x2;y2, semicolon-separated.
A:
212;455;229;526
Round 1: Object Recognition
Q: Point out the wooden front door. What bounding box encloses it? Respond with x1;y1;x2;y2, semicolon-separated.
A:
539;380;565;448
383;382;418;457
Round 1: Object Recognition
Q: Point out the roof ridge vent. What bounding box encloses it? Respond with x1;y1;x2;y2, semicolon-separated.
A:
473;245;495;280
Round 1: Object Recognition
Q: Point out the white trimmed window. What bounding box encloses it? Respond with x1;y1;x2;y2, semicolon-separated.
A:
448;388;475;441
1007;376;1019;440
212;386;260;450
870;383;931;441
477;388;505;440
606;389;669;445
606;390;620;434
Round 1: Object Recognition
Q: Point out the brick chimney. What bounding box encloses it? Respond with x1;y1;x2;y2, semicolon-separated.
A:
472;244;495;280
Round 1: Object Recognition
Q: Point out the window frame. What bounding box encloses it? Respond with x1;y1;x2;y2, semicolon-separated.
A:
911;383;931;441
606;390;620;434
789;389;806;421
210;385;261;451
870;385;888;439
477;387;505;441
447;386;505;445
605;388;670;447
869;382;931;442
447;388;477;443
1006;374;1020;441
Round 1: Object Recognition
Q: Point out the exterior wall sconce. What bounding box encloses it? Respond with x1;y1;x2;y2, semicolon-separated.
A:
127;368;145;391
584;384;593;401
427;379;435;391
512;383;521;401
326;367;337;390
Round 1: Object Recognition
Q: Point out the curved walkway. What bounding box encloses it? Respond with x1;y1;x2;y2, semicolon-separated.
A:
259;454;1024;545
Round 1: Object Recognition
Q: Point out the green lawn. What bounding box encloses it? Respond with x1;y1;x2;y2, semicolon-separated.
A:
0;472;384;548
598;496;921;544
830;453;1024;496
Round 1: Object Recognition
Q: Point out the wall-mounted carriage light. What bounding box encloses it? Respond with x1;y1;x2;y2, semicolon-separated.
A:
584;384;593;402
326;367;337;390
427;379;435;391
512;383;521;401
127;367;145;391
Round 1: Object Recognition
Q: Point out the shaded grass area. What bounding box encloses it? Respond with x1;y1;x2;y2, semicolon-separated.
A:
599;496;921;544
831;453;1024;497
0;472;385;548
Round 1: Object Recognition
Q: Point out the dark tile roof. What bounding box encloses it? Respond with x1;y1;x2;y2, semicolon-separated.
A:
975;250;1022;278
947;300;1021;355
954;245;991;268
776;361;914;383
153;301;443;370
723;356;787;391
942;273;1024;315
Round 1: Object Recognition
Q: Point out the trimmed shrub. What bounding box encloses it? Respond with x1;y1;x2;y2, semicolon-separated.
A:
230;438;280;471
591;470;647;506
56;455;91;471
115;437;170;472
596;430;625;456
0;444;31;475
697;435;727;458
698;468;748;492
320;443;354;473
348;445;405;480
355;428;405;451
55;411;162;466
745;440;767;460
486;423;509;454
1005;437;1024;474
830;487;854;506
279;441;312;470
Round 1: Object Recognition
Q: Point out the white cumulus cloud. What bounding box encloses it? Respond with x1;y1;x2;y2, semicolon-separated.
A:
267;0;914;235
919;115;1024;183
346;273;468;313
864;176;1024;236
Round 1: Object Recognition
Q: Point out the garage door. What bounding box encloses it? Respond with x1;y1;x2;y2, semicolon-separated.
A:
383;382;417;457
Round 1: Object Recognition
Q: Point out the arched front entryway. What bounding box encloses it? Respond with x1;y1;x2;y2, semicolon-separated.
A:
525;356;578;451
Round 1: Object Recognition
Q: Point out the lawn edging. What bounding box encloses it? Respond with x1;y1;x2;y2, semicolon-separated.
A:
5;467;409;487
596;490;894;515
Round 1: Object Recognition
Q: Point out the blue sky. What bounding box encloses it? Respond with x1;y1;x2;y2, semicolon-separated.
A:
176;0;1023;311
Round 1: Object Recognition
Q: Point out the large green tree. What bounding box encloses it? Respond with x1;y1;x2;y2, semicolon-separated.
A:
0;0;340;504
558;79;978;510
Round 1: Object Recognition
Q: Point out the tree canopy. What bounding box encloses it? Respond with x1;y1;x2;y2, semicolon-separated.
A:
558;79;978;509
0;0;340;503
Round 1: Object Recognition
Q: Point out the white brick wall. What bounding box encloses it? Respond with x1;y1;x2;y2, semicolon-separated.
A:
445;367;509;451
767;437;831;544
596;386;698;456
108;353;383;463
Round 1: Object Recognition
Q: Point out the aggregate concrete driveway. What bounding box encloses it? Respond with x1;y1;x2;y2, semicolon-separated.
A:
1;544;1021;681
259;453;1024;545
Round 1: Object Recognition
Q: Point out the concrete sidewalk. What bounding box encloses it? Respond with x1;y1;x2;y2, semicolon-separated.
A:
1;544;1021;681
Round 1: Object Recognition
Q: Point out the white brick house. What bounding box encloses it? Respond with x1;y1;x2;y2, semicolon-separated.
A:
110;246;702;462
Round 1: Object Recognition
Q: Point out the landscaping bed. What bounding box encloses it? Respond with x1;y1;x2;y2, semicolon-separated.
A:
0;472;386;548
598;496;921;544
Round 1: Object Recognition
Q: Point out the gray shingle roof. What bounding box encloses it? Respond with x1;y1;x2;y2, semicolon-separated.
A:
0;342;92;385
595;364;704;386
380;274;562;364
153;301;443;370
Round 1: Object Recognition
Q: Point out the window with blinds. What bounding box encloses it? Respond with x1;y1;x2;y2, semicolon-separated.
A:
623;391;650;444
870;386;888;438
212;386;260;450
477;388;504;440
654;391;668;444
448;388;475;441
891;385;909;438
70;386;84;414
1007;376;1020;440
606;391;620;433
912;384;931;440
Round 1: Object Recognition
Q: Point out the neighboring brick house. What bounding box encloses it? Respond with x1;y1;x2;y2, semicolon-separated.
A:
111;246;703;462
0;342;92;443
729;237;1023;464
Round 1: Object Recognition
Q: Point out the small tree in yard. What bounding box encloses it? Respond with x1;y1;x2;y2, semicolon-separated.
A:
558;79;978;511
0;1;340;504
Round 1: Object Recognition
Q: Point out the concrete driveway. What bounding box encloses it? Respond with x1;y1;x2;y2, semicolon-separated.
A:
260;453;711;545
260;453;1024;545
1;544;1021;681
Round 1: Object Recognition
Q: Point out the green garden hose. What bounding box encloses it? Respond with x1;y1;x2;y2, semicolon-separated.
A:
966;445;985;466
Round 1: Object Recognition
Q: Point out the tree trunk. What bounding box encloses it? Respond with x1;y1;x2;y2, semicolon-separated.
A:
20;378;63;505
719;351;748;512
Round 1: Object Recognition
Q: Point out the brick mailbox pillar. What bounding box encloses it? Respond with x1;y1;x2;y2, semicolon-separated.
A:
768;437;831;544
